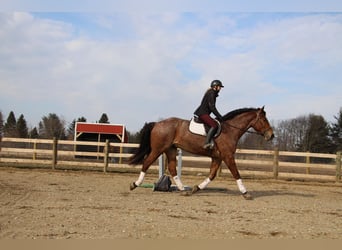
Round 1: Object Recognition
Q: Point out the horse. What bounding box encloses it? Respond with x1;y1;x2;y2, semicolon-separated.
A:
129;106;274;199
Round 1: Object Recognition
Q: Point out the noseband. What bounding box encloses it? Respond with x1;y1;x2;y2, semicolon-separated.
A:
248;111;273;137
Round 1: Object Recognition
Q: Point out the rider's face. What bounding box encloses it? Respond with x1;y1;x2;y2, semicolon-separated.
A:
214;86;222;92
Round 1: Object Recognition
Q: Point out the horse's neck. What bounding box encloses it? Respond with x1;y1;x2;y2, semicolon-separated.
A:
226;112;256;138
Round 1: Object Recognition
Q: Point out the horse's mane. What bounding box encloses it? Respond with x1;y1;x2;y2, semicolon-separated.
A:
222;108;259;121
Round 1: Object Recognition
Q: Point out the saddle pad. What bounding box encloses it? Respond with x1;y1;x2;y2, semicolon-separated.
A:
189;117;222;137
189;118;207;136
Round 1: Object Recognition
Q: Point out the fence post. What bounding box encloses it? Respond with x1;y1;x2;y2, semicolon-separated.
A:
273;147;279;179
336;151;341;182
177;148;182;179
52;137;58;170
103;139;109;173
158;154;165;178
33;139;37;160
119;144;123;165
306;151;311;174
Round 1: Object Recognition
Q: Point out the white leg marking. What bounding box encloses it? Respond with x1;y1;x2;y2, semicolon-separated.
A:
198;177;211;190
173;176;185;191
135;172;146;186
236;179;247;194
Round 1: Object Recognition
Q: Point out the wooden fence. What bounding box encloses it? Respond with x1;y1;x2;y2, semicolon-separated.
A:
0;137;341;183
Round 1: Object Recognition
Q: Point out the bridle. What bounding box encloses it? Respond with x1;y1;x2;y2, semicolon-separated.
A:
225;110;272;137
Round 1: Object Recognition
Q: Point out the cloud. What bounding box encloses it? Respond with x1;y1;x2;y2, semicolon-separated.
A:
1;12;341;132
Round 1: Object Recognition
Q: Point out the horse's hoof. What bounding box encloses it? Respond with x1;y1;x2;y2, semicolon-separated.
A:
192;185;200;194
130;182;137;191
242;192;253;200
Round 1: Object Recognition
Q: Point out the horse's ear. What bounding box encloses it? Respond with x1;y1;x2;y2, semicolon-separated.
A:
261;105;265;111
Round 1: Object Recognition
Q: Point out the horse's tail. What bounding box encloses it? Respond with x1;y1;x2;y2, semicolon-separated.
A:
129;122;156;165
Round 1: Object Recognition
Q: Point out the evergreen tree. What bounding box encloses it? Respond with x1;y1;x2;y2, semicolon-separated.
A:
127;130;141;143
67;117;87;140
4;111;17;137
300;114;331;153
16;114;28;138
330;108;342;152
78;117;87;122
99;113;109;123
29;127;39;139
39;113;66;139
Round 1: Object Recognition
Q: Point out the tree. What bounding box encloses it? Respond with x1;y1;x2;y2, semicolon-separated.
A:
299;114;331;153
29;127;39;139
330;107;342;152
99;113;109;124
274;116;309;151
0;111;3;131
16;114;28;138
0;111;3;148
4;111;17;137
39;113;66;139
238;132;274;150
67;117;87;140
127;128;143;144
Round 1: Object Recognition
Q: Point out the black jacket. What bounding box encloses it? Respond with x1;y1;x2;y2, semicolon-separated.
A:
194;88;223;120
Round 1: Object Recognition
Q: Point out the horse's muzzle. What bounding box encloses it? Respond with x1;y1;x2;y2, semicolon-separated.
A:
264;129;274;141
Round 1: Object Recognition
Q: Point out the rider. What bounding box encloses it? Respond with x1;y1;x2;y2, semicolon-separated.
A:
194;80;224;149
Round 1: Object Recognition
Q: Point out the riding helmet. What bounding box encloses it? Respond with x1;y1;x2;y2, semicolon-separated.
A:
210;80;224;88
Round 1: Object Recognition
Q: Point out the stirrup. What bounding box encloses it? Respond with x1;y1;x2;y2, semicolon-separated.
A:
202;141;214;149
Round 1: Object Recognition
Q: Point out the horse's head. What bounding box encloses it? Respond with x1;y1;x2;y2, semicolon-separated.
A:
250;106;274;141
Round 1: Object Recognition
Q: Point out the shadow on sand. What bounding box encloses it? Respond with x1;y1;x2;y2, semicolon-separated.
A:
181;187;315;199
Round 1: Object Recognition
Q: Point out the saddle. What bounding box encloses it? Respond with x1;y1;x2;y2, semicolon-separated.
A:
189;116;221;137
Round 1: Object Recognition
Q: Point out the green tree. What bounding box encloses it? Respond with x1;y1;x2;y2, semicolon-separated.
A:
16;114;28;138
99;113;109;123
29;127;39;139
330;108;342;152
127;130;141;143
4;111;17;137
67;117;87;140
39;113;66;139
299;114;331;153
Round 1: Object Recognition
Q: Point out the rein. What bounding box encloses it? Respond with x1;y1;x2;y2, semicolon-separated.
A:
225;122;261;135
224;111;270;136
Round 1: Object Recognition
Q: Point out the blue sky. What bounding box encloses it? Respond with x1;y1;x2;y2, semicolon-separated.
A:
1;1;342;132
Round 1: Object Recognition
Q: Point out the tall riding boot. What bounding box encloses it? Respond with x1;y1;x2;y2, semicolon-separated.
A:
203;127;217;149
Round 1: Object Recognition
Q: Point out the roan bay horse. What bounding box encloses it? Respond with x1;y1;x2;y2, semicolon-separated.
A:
129;107;274;199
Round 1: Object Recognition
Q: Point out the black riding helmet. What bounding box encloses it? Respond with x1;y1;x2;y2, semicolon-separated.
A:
210;79;224;88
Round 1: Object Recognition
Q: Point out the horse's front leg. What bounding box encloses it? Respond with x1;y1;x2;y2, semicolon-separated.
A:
224;155;252;200
192;158;222;194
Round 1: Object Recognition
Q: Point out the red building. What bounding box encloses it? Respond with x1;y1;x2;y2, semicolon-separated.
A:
74;122;128;158
74;122;128;143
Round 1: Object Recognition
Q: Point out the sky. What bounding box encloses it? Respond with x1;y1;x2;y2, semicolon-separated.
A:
1;1;342;132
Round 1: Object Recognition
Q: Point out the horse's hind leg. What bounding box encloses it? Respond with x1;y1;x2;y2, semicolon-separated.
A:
166;147;185;191
130;150;162;190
